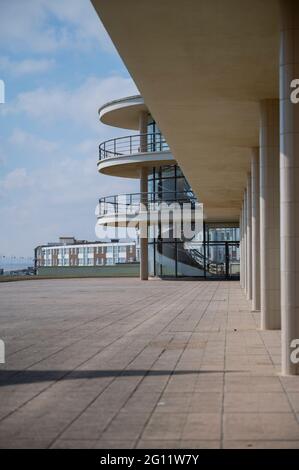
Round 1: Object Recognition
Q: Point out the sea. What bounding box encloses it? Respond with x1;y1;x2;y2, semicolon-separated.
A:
0;261;34;274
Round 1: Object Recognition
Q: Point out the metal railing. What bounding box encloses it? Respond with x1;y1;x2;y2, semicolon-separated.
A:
98;133;169;161
97;191;197;217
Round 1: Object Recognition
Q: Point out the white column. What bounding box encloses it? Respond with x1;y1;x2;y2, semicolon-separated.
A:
240;211;244;288
243;189;248;296
242;200;246;292
140;167;148;280
139;111;149;280
280;0;299;374
251;148;261;311
139;111;148;152
246;174;252;301
260;99;281;330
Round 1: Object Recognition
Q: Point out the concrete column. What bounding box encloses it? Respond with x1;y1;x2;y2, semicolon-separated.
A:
260;100;281;330
138;111;149;280
280;0;299;374
140;167;148;280
139;111;148;152
242;200;247;292
240;211;244;288
243;189;247;296
246;175;252;301
251;148;261;311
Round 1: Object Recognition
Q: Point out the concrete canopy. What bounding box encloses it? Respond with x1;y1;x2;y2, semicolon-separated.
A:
99;95;147;130
91;0;280;222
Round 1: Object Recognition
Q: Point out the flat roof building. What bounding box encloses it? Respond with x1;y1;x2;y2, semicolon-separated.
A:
35;238;138;268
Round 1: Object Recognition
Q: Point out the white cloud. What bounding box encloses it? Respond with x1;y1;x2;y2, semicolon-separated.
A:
0;0;69;54
0;56;55;76
0;168;32;191
9;129;59;154
44;0;114;52
0;0;114;54
0;1;140;256
6;75;138;131
0;127;139;255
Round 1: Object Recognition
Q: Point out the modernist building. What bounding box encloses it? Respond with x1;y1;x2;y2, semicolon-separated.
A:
96;96;240;280
35;237;138;268
92;0;299;376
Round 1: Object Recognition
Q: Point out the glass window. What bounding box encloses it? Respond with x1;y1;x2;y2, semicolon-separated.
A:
176;166;183;177
176;176;191;196
148;223;158;243
177;242;205;277
206;226;239;242
148;179;154;194
161;166;175;178
206;244;226;278
144;163;240;280
148;244;155;276
154;241;176;277
161;243;176;277
147;118;155;134
148;167;155;180
161;178;175;197
155;241;162;277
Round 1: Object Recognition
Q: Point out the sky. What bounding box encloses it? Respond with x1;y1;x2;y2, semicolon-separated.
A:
0;0;139;258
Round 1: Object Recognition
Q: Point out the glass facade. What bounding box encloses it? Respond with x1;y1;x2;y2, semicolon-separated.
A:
147;118;170;152
147;164;194;204
147;164;240;279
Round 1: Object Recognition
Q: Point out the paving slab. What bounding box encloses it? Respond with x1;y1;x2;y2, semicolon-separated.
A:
0;278;299;448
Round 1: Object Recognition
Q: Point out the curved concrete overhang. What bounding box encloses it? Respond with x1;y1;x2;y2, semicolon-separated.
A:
91;0;280;222
99;95;147;130
96;214;139;227
97;150;175;178
97;208;200;227
96;210;153;227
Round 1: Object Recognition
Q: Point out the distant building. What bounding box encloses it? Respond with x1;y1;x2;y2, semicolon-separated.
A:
35;237;138;268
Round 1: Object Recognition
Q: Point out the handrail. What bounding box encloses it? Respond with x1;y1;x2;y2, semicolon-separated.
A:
97;191;198;217
98;133;169;161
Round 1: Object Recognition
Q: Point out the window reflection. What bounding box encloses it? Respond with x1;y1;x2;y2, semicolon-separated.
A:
147;164;240;279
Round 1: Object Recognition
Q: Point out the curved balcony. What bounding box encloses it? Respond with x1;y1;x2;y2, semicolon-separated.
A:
99;95;146;130
97;133;174;178
96;191;198;227
99;133;169;160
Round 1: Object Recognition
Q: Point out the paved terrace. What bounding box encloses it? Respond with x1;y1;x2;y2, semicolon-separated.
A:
0;278;299;449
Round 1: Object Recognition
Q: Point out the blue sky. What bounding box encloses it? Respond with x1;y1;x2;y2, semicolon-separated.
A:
0;0;139;257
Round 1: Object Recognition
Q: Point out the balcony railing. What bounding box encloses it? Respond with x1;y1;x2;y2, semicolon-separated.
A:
98;133;170;161
97;191;197;217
